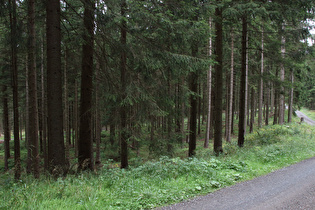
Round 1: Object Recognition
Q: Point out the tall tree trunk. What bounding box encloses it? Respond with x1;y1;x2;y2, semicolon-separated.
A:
197;83;201;135
213;4;223;155
265;69;270;125
258;26;264;128
64;50;70;167
238;14;248;147
79;0;95;171
204;17;212;148
250;86;255;133
273;69;279;125
188;12;199;157
3;84;10;171
167;70;173;154
10;0;21;180
95;61;101;167
188;69;198;157
270;80;274;115
288;70;294;123
26;56;31;174
279;24;285;125
41;37;48;170
180;78;186;144
28;0;40;178
74;79;79;157
120;0;128;168
47;0;66;175
226;29;234;143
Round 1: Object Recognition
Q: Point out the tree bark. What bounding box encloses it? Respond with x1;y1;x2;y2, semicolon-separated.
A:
25;56;31;174
74;79;79;157
41;37;48;171
79;0;95;171
188;10;199;157
120;0;128;168
213;4;223;155
238;14;248;147
279;24;285;125
288;70;294;123
273;69;279;125
10;0;21;180
3;84;10;171
265;69;270;125
226;29;234;143
204;17;212;148
28;0;40;178
258;26;264;128
47;0;66;175
95;61;101;167
64;49;70;167
250;86;255;133
188;68;198;156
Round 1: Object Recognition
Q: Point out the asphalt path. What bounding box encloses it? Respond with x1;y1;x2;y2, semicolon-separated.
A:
158;111;315;210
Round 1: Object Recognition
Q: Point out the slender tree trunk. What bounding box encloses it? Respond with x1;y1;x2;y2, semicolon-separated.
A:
273;69;279;125
238;14;248;147
288;70;294;123
28;0;40;178
26;56;31;174
95;61;101;167
64;50;70;167
167;70;173;154
270;81;274;115
197;83;201;135
204;18;212;148
188;11;199;157
279;24;285;125
213;4;223;155
41;37;48;170
265;69;270;125
250;87;255;133
120;0;128;168
78;0;95;171
3;84;10;171
10;0;21;180
258;26;264;128
180;79;185;144
47;0;66;174
226;29;234;143
74;79;79;157
109;115;116;146
188;62;198;156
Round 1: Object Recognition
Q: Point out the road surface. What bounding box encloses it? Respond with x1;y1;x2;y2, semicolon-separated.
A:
158;111;315;210
158;157;315;210
295;110;315;125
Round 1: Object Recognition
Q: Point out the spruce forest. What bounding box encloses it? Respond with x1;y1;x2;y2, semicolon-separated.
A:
1;0;315;187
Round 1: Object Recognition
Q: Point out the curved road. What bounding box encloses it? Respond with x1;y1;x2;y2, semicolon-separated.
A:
295;110;315;125
158;111;315;210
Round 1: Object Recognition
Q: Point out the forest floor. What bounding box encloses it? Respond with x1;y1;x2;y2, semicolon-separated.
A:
1;110;315;209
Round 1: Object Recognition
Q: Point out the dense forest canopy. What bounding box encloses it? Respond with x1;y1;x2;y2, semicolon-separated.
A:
0;0;314;178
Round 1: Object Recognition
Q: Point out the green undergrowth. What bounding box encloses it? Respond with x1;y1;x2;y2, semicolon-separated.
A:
1;122;315;209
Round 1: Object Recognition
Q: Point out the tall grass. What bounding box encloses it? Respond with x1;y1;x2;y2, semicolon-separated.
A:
1;122;315;209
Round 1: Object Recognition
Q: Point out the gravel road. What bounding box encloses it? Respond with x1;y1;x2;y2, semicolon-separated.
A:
295;110;315;125
158;111;315;210
158;157;315;210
